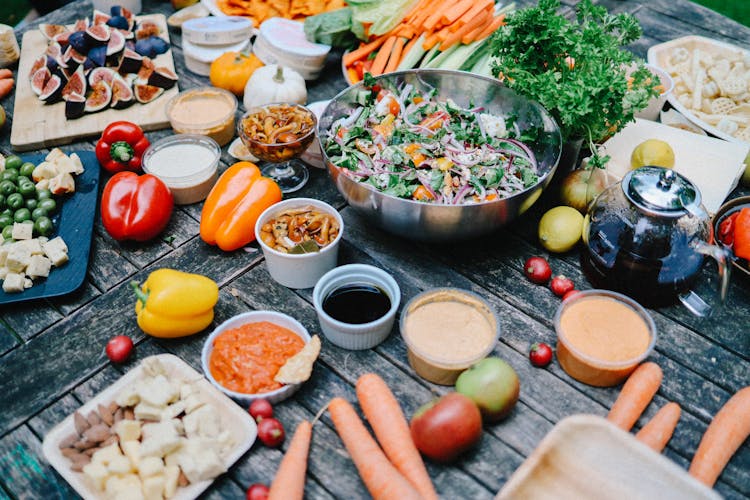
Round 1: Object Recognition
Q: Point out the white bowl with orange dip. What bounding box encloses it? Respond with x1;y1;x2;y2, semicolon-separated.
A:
201;310;312;404
554;290;657;387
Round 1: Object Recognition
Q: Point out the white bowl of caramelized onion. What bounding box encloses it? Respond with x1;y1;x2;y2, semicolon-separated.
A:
255;198;344;289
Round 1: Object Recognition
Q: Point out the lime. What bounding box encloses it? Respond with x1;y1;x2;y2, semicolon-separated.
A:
630;139;675;169
538;206;584;253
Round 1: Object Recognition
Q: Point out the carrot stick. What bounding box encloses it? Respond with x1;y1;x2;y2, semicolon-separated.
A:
689;386;750;487
404;0;429;24
343;37;388;67
0;78;13;100
422;1;448;31
422;32;441;51
607;362;663;431
356;374;438;500
0;69;12;79
328;397;422;500
635;402;681;452
475;14;506;41
399;35;422;66
461;21;489;45
370;36;398;76
441;10;490;50
450;0;492;32
268;420;312;500
440;0;473;24
384;38;406;74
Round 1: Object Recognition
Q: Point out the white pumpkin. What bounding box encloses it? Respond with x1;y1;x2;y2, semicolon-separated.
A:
243;65;307;109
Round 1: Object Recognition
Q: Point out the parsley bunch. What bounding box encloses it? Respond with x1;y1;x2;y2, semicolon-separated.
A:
489;0;659;164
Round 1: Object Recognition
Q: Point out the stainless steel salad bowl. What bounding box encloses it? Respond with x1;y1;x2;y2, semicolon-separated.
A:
317;69;562;241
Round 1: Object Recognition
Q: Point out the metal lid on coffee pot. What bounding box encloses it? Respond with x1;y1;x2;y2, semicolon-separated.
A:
622;166;701;217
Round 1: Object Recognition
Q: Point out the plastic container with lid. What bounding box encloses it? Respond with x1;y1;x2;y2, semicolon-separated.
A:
253;17;330;80
0;24;20;69
182;16;254;46
183;38;250;76
554;289;657;387
400;288;500;385
166;86;238;146
142;134;220;205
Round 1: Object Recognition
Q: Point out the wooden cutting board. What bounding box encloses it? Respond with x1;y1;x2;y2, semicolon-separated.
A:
497;415;720;500
11;14;178;151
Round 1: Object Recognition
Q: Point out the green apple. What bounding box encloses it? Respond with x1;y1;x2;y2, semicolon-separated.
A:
455;357;520;422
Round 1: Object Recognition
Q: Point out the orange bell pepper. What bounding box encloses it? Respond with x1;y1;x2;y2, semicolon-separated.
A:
200;161;282;251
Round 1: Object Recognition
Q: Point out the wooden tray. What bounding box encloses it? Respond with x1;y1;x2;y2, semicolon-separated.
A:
647;35;750;145
496;415;720;500
11;14;178;151
42;354;257;500
0;151;99;305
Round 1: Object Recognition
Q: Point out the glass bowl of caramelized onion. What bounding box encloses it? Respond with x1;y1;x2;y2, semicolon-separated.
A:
238;103;317;193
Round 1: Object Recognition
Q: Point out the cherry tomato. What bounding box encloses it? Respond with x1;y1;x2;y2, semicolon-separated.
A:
249;399;274;422
718;212;738;246
523;256;552;284
529;342;553;368
105;335;133;363
246;483;270;500
550;275;575;297
257;418;285;448
562;289;581;301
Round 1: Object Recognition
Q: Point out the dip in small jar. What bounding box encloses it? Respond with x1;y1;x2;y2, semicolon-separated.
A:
143;134;220;205
400;288;499;385
166;87;237;146
555;289;656;387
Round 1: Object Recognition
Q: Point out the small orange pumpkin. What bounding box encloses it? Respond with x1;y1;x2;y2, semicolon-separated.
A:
209;51;264;97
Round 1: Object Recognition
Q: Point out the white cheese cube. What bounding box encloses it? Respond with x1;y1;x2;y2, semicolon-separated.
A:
163;441;185;468
108;474;144;500
23;277;32;289
142;421;178;441
121;440;141;469
140;432;181;459
32;161;58;182
176;439;226;483
42;237;68;266
91;443;123;465
163;465;180;499
26;255;51;279
137;456;164;479
6;245;30;272
179;384;193;401
142;358;167;377
11;222;33;241
46;148;66;162
140;375;179;408
69;153;85;175
0;245;9;266
0;267;8;280
18;238;44;255
107;455;134;475
49;172;76;195
82;462;109;491
116;384;140;407
2;273;25;293
183;393;204;414
115;419;142;442
142;474;166;500
134;402;164;422
35;179;50;191
162;400;186;421
183;405;220;440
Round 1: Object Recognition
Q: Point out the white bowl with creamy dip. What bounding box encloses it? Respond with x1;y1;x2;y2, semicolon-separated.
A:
400;288;500;385
166;87;238;146
143;134;220;205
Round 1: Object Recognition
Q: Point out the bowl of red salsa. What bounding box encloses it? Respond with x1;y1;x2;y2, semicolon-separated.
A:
201;310;312;404
713;195;750;278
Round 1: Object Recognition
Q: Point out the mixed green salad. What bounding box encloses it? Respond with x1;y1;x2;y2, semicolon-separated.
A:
323;78;539;204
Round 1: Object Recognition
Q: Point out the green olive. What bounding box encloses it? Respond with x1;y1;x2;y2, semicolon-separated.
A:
25;198;38;211
0;213;12;229
4;155;23;171
13;208;31;223
2;225;13;241
0;194;5;210
0;180;17;196
31;207;47;221
18;182;37;198
39;198;57;213
36;189;52;201
1;169;18;182
19;162;36;178
6;193;24;211
34;216;53;237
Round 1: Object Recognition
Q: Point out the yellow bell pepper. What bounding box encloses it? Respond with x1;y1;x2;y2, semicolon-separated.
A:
131;269;219;338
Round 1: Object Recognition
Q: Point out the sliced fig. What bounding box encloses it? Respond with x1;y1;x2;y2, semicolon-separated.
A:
110;5;134;20
106;29;125;56
92;9;111;25
65;92;86;119
118;28;134;40
135;20;160;40
73;18;89;32
30;66;51;96
110;74;134;109
68;46;87;65
62;66;87;99
45;41;63;60
39;24;68;41
67;30;90;55
29;55;47;81
39;74;64;103
106;15;129;31
134;83;163;104
86;46;107;69
85;81;112;112
118;48;142;75
53;30;72;47
148;67;177;90
61;46;80;72
135;56;155;84
85;24;110;45
88;67;115;87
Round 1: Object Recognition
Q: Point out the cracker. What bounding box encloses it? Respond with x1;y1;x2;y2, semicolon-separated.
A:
274;335;321;385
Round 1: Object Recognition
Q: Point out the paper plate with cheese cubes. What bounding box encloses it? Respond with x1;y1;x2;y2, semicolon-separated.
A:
0;150;99;304
42;354;257;500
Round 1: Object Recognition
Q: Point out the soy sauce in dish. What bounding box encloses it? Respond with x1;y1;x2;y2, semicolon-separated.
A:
323;283;391;324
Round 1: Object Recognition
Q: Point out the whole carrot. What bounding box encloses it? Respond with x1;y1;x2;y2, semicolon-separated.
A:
607;362;663;431
328;397;422;500
356;373;438;500
636;402;681;452
689;386;750;487
268;420;312;500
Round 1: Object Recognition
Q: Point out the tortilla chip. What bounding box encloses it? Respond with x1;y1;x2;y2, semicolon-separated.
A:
275;335;321;384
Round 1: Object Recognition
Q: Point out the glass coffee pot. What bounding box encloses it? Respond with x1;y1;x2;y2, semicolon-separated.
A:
581;167;730;316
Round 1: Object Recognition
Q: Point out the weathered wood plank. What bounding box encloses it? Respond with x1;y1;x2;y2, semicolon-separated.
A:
1;300;63;342
50;280;102;317
27;394;82;439
0;321;20;356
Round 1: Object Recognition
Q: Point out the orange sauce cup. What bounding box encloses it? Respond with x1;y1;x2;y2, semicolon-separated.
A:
554;290;657;387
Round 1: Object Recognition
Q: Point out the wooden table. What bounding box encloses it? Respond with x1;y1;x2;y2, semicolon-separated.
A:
1;1;749;498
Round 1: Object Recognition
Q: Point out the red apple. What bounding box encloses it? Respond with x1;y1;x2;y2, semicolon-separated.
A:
409;392;482;462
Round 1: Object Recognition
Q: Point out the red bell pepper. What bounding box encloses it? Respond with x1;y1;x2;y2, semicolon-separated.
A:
733;207;750;261
96;121;150;173
101;172;173;242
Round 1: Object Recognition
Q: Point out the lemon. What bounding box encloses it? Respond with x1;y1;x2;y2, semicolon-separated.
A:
538;206;584;253
630;139;675;169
